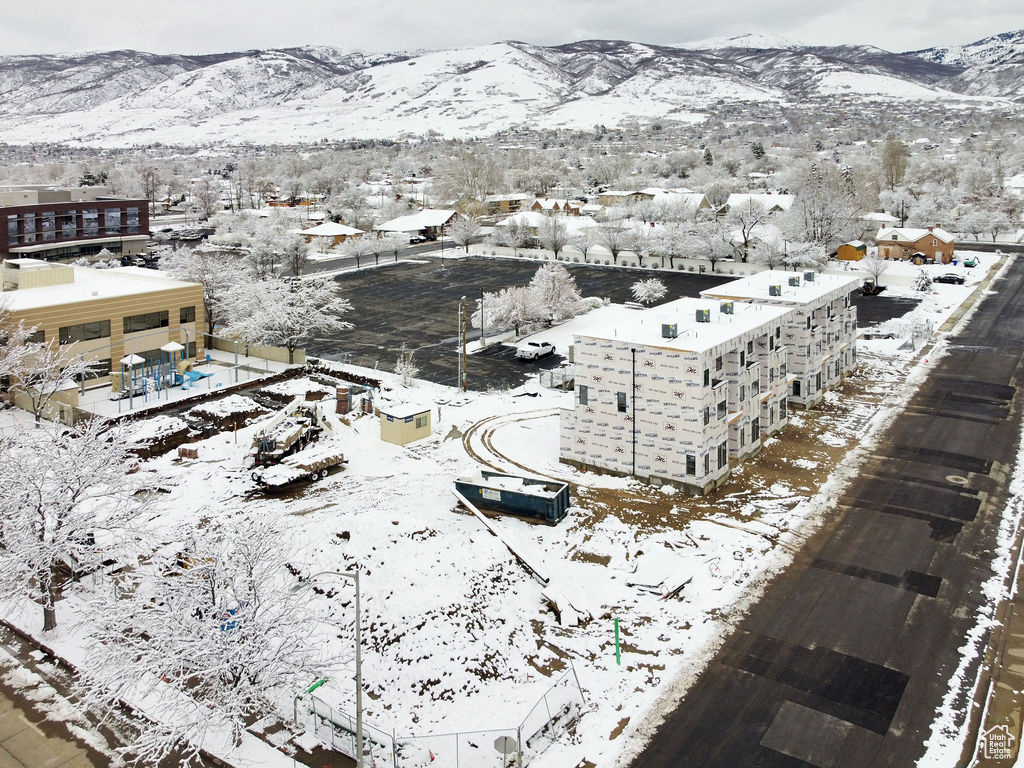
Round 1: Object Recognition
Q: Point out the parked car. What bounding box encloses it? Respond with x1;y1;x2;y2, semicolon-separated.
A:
515;341;555;360
933;273;965;285
963;256;979;268
408;234;427;244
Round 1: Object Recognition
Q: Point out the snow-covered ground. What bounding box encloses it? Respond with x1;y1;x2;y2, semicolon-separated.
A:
0;251;1007;767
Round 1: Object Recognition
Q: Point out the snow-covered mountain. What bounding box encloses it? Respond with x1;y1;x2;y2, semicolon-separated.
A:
906;29;1024;97
0;33;1018;146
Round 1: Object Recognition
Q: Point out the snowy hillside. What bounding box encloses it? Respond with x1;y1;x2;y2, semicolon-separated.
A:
907;29;1024;98
0;33;1016;146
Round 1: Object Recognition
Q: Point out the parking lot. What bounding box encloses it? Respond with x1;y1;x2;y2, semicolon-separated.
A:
307;257;917;391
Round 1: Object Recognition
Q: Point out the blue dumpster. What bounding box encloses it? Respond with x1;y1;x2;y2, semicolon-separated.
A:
455;471;570;525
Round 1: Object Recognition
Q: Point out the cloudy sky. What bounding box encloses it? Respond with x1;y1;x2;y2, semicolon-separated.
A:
2;0;1021;55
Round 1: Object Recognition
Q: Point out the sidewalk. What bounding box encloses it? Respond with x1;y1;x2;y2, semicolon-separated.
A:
0;619;354;768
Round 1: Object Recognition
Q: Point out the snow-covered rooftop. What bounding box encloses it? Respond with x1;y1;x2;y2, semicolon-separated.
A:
726;193;795;211
876;226;955;244
375;209;457;233
298;221;364;237
484;193;531;203
576;297;791;353
4;264;200;311
379;401;431;419
701;270;861;306
860;211;900;223
496;212;599;231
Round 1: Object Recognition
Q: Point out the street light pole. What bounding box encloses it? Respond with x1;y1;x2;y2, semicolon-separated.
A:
291;569;364;768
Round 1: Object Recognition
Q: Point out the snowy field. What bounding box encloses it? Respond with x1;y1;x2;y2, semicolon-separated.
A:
0;251;1008;768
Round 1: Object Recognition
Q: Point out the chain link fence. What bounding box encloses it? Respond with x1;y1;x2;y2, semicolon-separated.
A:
298;664;585;768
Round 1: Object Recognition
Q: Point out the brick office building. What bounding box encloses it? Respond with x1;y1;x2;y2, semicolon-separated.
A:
1;185;150;262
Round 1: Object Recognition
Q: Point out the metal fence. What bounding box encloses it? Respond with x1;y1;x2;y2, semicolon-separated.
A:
299;664;585;768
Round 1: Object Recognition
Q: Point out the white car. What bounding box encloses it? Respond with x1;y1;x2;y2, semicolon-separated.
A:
515;341;555;360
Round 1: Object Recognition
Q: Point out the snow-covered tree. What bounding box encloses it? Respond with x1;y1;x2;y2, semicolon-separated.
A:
494;220;530;257
0;418;138;631
10;342;97;424
0;298;40;382
725;199;769;262
986;211;1012;242
77;520;324;765
956;208;988;240
529;263;582;324
383;232;407;262
779;162;858;248
631;278;668;305
571;229;597;262
783;242;829;270
881;137;909;190
193;178;222;220
689;215;734;272
598;219;628;264
448;215;480;253
223;276;352;364
485;286;539;336
913;268;933;292
338;236;374;269
627;226;654;267
750;239;788;269
161;247;236;342
652;223;687;269
395;343;420;386
539;217;570;259
878;188;913;227
857;254;890;285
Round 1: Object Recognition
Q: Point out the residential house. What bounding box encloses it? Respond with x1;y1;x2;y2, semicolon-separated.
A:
875;226;956;264
530;198;582;216
723;193;795;216
297;221;364;249
375;209;459;239
598;190;645;207
560;297;792;493
484;193;531;215
702;270;861;409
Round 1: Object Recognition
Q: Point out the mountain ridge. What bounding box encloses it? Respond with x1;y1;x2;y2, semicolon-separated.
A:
0;32;1019;146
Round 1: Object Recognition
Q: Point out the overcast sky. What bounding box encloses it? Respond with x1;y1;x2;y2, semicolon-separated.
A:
2;0;1021;56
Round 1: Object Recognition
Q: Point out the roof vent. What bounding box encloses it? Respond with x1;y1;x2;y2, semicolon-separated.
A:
804;271;815;282
662;323;678;338
720;301;734;315
769;284;782;296
695;310;711;324
788;276;801;287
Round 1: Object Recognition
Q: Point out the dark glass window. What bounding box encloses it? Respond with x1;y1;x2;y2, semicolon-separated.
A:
180;305;196;324
123;311;169;334
59;320;111;344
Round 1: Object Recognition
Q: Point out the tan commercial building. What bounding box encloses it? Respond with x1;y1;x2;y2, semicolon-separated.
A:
3;259;205;390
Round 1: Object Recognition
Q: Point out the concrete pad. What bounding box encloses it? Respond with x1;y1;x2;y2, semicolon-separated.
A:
761;700;853;768
2;726;85;768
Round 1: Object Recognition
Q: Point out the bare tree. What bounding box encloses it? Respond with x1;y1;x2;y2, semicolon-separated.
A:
495;220;530;257
339;236;373;269
857;254;890;285
395;343;420;386
383;233;407;262
193;178;222;220
725;199;769;262
140;167;162;215
882;137;909;190
0;418;139;631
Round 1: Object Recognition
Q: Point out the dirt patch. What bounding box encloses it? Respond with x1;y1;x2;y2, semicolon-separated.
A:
609;716;630;740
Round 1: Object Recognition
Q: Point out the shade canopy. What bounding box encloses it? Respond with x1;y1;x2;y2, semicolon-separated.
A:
120;354;145;366
161;341;185;352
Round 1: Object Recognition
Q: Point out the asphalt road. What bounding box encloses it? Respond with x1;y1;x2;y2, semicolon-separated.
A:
310;257;915;391
629;259;1024;767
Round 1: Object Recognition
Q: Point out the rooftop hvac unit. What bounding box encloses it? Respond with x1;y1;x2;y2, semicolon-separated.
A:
804;271;816;282
695;309;711;323
720;301;734;314
662;323;678;338
788;276;801;287
769;284;782;296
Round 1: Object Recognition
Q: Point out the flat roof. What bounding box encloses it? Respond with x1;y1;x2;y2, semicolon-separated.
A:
4;264;200;311
577;297;791;353
700;270;861;305
379;401;431;419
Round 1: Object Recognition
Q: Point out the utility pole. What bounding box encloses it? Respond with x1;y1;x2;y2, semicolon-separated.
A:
479;289;486;346
457;297;468;392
